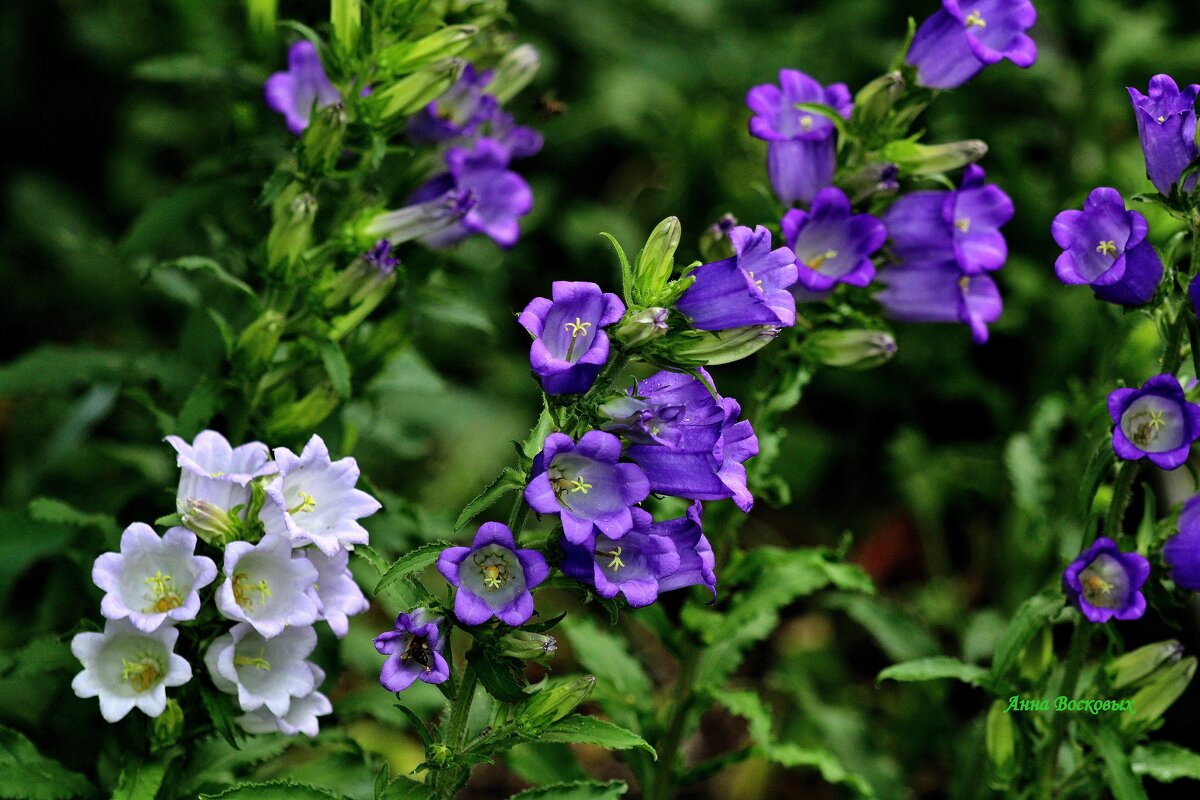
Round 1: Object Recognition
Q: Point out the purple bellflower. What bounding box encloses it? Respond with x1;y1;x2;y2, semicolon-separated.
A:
656;503;718;599
71;619;192;722
265;40;342;135
1050;187;1163;306
518;281;625;396
782;187;887;301
600;368;726;448
1164;495;1200;591
1108;374;1200;470
524;431;650;545
437;522;549;626
360;189;477;247
883;165;1014;276
1128;75;1200;196
906;0;1038;90
875;264;1001;343
407;65;497;143
676;225;798;330
1062;537;1150;623
746;69;852;206
374;609;451;692
407;138;533;249
215;534;321;638
92;524;217;633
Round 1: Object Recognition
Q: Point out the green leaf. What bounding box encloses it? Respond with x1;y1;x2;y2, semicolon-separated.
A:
1092;726;1149;800
0;725;95;800
199;682;242;750
377;777;432;800
0;345;170;395
509;780;627;800
176;377;223;437
179;735;293;796
468;645;527;703
560;617;650;730
877;657;996;690
149;256;257;300
538;715;656;758
454;468;525;531
824;593;941;663
599;232;634;306
0;510;74;602
26;497;117;536
199;782;346;800
505;744;589;786
374;542;448;597
991;592;1064;680
316;338;353;399
112;762;166;800
1131;742;1200;783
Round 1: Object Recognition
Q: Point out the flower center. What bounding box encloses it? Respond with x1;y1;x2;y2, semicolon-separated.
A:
955;217;971;233
1127;408;1168;447
599;546;625;572
121;655;164;693
234;649;272;671
401;636;435;673
1081;573;1115;606
232;572;272;609
288;491;317;514
143;570;183;614
804;250;839;270
958;275;971;291
964;10;986;28
1158;115;1167;123
563;317;592;361
1096;240;1118;257
799;115;813;132
473;552;512;592
746;270;764;289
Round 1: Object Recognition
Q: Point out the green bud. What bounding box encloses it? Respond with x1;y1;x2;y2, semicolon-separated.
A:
489;45;541;104
180;499;242;546
514;675;595;734
331;0;362;53
634;217;681;301
1121;655;1196;732
800;329;897;370
615;308;669;348
266;184;316;271
150;698;184;750
1107;640;1184;690
300;102;347;174
1018;625;1053;683
245;0;278;52
882;138;988;177
985;699;1016;781
372;61;463;120
426;742;451;768
498;630;558;662
379;26;478;74
853;71;905;130
699;214;737;262
265;384;341;440
675;325;779;366
234;309;286;372
842;162;900;204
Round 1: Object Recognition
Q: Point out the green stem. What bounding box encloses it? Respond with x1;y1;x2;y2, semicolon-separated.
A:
431;664;478;800
1104;460;1139;541
1037;622;1090;798
649;647;698;800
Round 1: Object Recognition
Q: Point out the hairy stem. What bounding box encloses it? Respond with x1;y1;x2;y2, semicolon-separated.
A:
431;664;478;799
1103;460;1139;541
1038;622;1089;797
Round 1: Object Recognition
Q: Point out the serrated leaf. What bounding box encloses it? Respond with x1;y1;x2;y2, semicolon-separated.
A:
179;735;294;796
823;593;940;662
1131;742;1200;783
374;542;448;596
538;715;656;758
26;497;117;535
560;617;650;731
377;776;432;799
0;725;95;800
991;592;1064;680
112;762;166;800
877;657;996;690
468;645;527;703
353;544;390;574
509;779;627;800
454;468;525;531
316;338;353;399
599;232;634;306
199;781;346;799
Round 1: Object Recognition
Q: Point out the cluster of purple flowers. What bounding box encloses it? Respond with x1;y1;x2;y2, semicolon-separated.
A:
72;430;380;736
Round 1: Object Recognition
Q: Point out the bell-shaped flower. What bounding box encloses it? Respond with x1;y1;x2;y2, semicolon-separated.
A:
165;430;275;515
746;69;852;206
407;64;497;143
524;431;650;544
1062;537;1150;623
301;548;369;638
782;187;887;301
656;503;718;600
1164;495;1200;591
561;508;681;607
205;623;317;716
874;263;1002;344
437;522;549;626
1051;187;1163;306
600;368;726;448
1108;374;1200;470
264;40;342;135
71;618;192;722
215;534;320;638
518;281;625;396
92;523;217;632
676;225;798;331
906;0;1038;90
237;663;332;737
374;609;450;692
1129;75;1200;196
260;434;381;557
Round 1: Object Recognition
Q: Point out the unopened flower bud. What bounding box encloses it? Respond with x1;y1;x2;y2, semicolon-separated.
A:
1121;656;1196;732
301;102;347;174
634;217;681;301
490;45;541;104
853;71;905;130
266;184;316;271
514;675;595;734
699;214;737;262
985;699;1016;780
233;309;286;372
844;162;900;204
331;0;362;53
380;26;478;74
675;325;779;366
615;308;669;348
150;698;184;750
265;384;341;440
801;329;897;370
371;60;463;120
498;630;558;662
1106;640;1184;690
882;138;988;177
181;498;242;546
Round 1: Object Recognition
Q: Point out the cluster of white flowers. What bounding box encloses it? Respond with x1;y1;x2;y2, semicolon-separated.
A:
71;431;379;738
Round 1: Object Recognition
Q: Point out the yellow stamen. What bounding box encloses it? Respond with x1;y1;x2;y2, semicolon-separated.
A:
1096;240;1118;257
232;572;272;609
799;116;814;132
234;650;272;671
964;10;986;28
288;491;317;515
747;270;764;289
121;656;163;692
563;317;592;361
603;546;626;572
955;217;971;233
805;250;839;270
567;475;592;494
143;570;183;614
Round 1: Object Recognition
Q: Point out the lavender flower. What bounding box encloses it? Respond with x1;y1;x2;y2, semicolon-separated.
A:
1128;75;1200;196
407;65;497;144
264;40;342;135
883;165;1013;276
260;434;381;557
524;431;650;544
560;507;681;607
407;138;533;249
906;0;1038;90
205;623;318;715
166;430;274;515
92;524;217;633
437;522;549;626
517;281;625;396
656;502;718;600
1062;537;1150;623
875;263;1002;344
782;187;887;300
676;225;798;330
237;664;332;737
1108;374;1200;470
1050;187;1163;306
1164;495;1200;591
374;609;450;692
301;548;369;638
360;188;477;247
746;69;852;206
215;534;320;638
601;368;726;448
71;619;192;722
